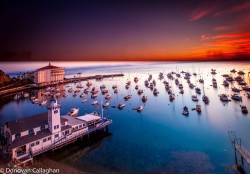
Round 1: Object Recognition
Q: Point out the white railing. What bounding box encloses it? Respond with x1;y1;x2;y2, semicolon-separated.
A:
32;120;111;156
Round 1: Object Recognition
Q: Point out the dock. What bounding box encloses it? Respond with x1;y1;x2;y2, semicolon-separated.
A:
0;73;124;96
228;131;250;166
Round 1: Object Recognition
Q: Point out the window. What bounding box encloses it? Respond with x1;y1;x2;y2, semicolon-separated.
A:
54;110;58;114
48;137;51;141
40;126;45;131
79;125;82;128
30;143;35;147
43;138;47;143
55;134;59;138
65;130;69;135
28;129;34;135
36;141;40;145
75;126;78;130
57;125;59;129
15;133;21;139
54;125;56;130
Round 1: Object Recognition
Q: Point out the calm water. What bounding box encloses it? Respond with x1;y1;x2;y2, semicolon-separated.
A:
1;61;250;174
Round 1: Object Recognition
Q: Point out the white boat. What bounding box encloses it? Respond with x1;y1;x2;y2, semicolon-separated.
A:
91;101;99;105
192;95;198;101
118;103;125;109
114;89;118;93
153;88;159;96
199;78;204;83
68;108;79;116
196;105;201;113
242;86;250;91
241;105;248;114
80;93;86;98
178;84;183;89
169;93;175;101
231;94;242;101
124;95;132;100
86;81;92;86
23;92;29;97
179;89;184;94
220;94;230;101
76;84;84;88
54;92;60;97
68;88;73;93
102;89;109;94
82;98;87;103
39;100;47;106
238;70;245;75
202;95;209;104
100;85;106;89
137;106;143;112
103;102;110;107
182;106;189;116
223;80;229;87
112;85;117;89
138;89;143;95
63;94;68;97
91;93;98;98
232;87;241;92
91;87;99;94
230;69;237;73
135;85;139;90
105;94;112;100
32;98;39;104
142;95;148;102
42;91;50;96
134;77;139;82
189;83;195;89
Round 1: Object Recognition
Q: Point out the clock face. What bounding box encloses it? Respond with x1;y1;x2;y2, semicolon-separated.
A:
54;110;58;114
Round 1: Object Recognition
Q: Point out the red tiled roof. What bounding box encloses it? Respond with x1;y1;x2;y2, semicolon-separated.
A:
36;64;62;71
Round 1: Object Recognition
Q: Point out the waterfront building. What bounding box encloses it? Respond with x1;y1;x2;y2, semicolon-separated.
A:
33;63;65;84
1;98;112;164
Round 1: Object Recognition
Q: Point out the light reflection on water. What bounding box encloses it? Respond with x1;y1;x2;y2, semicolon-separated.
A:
0;61;250;173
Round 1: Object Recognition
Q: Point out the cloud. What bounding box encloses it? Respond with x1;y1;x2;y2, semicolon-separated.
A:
214;1;250;17
189;5;217;21
213;26;232;31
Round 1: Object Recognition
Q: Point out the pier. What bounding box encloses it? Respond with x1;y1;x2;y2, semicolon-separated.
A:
0;73;124;96
228;131;250;167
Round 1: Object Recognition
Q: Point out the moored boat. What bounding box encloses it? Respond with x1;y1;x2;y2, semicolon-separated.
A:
91;101;99;105
68;108;79;116
137;106;143;112
202;95;209;104
182;106;189;116
118;103;125;109
196;105;201;113
241;105;248;114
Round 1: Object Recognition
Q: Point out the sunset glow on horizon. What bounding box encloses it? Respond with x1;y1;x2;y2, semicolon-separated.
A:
1;0;250;61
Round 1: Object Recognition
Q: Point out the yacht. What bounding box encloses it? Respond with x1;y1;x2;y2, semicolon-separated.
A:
138;89;143;95
118;103;125;109
137;106;143;112
103;102;110;107
189;83;195;89
102;89;109;94
91;87;99;94
39;100;47;106
196;105;201;113
230;69;237;73
86;81;92;86
178;84;183;89
84;88;90;94
82;98;87;103
202;95;209;104
68;88;73;93
76;84;84;88
80;93;86;98
242;86;250;91
126;81;131;85
175;79;179;85
124;95;132;100
112;85;118;89
63;94;68;97
169;93;175;101
32;98;39;104
142;95;148;102
153;88;159;96
179;89;184;94
232;87;241;92
247;93;250;99
223;80;229;87
91;93;98;98
105;94;112;100
114;89;118;94
182;106;189;116
220;94;230;101
225;76;234;82
192;95;198;101
91;101;99;105
23;92;29;97
135;85;139;90
195;87;201;94
134;77;139;82
199;78;204;83
100;85;106;89
241;106;248;114
238;70;245;75
231;94;242;101
68;108;79;116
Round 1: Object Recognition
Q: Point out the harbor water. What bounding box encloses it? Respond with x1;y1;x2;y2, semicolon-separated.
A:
0;61;250;173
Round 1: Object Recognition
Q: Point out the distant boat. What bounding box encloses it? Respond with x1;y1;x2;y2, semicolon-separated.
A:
179;89;184;94
80;93;85;98
169;93;175;101
153;88;159;96
23;92;29;97
82;98;87;103
63;94;68;97
39;100;47;106
195;88;201;94
68;88;73;93
68;108;79;116
138;89;143;95
103;102;110;107
202;95;209;104
124;95;132;100
86;81;92;86
134;77;139;82
102;89;109;94
242;86;250;91
238;70;245;75
91;101;98;105
135;85;139;90
192;95;198;101
223;80;229;87
137;106;143;112
231;87;241;92
182;106;189;116
219;94;230;101
230;69;237;73
231;94;242;101
241;105;248;114
142;95;148;102
112;85;117;89
196;105;201;113
105;94;112;100
114;88;118;94
118;103;125;109
100;85;106;89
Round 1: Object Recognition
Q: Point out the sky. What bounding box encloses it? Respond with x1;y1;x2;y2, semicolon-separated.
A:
0;0;250;61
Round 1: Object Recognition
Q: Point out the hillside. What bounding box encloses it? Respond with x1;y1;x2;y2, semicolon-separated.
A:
0;70;11;84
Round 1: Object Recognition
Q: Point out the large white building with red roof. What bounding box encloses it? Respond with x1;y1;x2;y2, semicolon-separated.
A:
34;63;65;84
